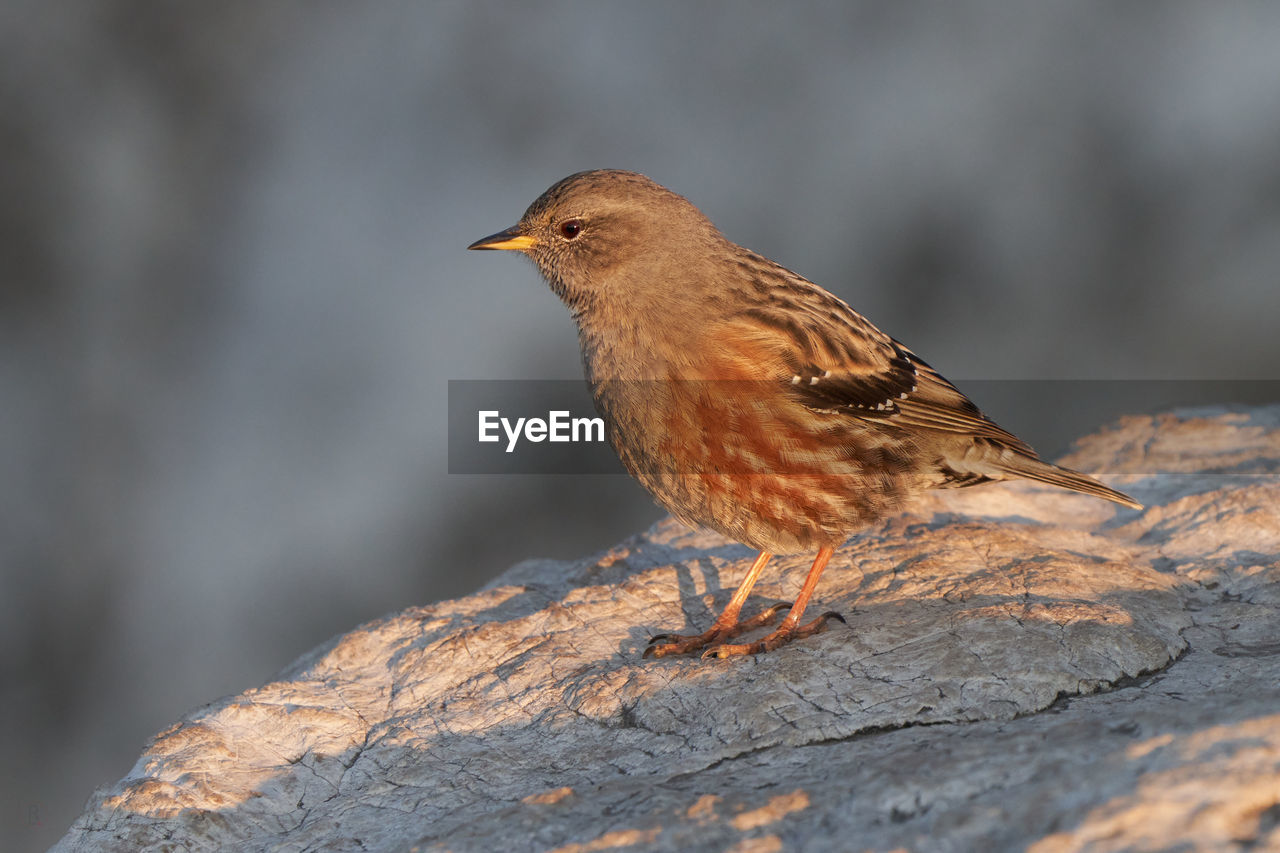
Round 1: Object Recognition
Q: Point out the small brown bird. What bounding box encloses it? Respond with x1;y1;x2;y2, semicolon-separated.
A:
469;170;1141;660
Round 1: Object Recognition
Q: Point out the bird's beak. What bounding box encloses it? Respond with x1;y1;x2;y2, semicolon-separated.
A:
468;226;538;252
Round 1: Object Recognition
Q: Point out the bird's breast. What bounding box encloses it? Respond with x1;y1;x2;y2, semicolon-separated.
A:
589;371;922;554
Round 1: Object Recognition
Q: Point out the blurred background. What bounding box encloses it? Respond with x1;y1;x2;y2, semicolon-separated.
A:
4;1;1279;846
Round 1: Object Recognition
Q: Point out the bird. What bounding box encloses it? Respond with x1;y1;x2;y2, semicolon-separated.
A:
468;169;1141;660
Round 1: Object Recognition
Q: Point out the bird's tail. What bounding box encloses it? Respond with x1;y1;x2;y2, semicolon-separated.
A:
997;456;1143;510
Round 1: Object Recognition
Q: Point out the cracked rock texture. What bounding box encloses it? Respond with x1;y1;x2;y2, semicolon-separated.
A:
56;407;1280;852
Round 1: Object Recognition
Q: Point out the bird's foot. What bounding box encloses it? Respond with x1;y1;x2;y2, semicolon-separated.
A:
643;602;790;659
701;611;846;659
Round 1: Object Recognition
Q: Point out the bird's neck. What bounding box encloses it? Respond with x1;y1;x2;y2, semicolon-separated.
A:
573;290;709;384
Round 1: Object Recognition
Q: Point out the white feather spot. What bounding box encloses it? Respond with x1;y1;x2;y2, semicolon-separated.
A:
791;375;801;385
809;376;820;385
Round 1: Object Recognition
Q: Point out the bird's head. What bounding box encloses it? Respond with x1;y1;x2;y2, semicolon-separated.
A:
468;170;722;315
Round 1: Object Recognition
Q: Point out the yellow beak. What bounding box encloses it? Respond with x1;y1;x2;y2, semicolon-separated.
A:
468;226;538;252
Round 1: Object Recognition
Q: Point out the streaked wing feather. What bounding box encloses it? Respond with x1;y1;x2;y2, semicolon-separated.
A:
715;274;1037;457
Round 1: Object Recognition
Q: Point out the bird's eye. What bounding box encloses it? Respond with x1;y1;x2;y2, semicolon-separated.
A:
559;219;583;240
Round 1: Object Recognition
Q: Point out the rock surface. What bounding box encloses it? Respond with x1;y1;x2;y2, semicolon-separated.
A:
56;407;1280;852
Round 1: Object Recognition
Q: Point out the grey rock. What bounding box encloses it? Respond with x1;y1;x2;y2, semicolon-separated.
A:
56;407;1280;851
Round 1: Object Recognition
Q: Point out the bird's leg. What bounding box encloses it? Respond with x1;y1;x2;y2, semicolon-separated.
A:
703;546;843;659
643;551;783;658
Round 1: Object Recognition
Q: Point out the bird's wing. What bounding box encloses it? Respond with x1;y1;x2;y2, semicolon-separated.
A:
709;280;1036;456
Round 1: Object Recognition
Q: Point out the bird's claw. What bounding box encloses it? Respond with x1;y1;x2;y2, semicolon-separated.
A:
643;634;703;659
698;610;848;660
643;602;793;659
